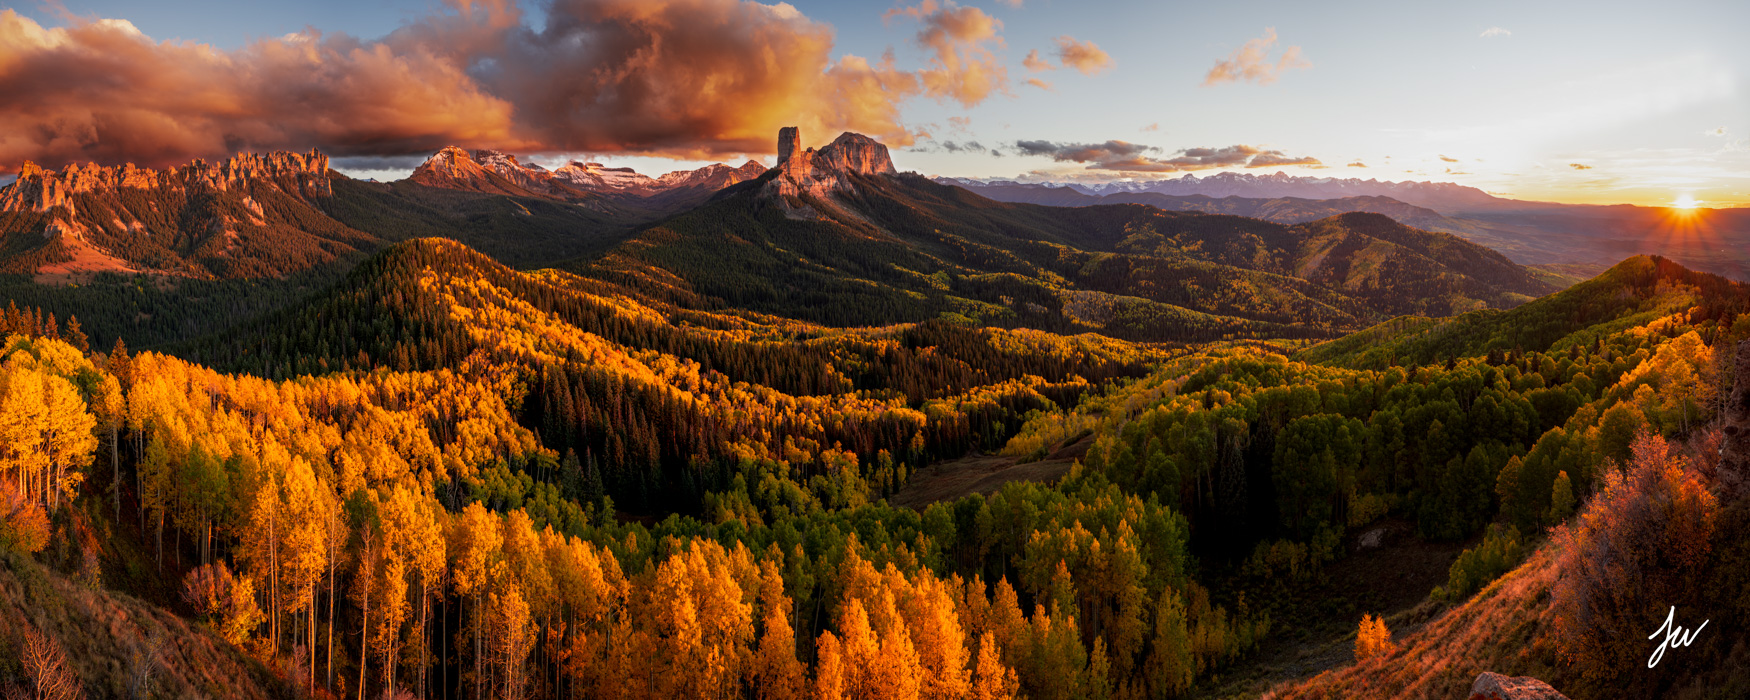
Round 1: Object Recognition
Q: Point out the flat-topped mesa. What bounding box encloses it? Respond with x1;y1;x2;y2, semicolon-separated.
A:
768;127;897;203
0;150;331;213
815;132;897;175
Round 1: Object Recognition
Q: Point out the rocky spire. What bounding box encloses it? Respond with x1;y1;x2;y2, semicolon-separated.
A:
764;127;899;218
778;127;800;166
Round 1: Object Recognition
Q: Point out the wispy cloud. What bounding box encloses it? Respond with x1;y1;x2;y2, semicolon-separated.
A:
1704;126;1729;137
1015;139;1321;172
1054;36;1113;75
1020;36;1113;75
1439;155;1459;162
1569;163;1593;170
1480;27;1511;38
1201;28;1309;86
1025;77;1053;91
1141;123;1160;132
1347;161;1366;168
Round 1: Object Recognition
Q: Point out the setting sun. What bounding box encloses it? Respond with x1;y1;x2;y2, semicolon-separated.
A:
1672;194;1701;209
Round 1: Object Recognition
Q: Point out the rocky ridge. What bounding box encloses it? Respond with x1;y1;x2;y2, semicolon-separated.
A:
410;148;766;202
0;151;331;214
0;150;371;281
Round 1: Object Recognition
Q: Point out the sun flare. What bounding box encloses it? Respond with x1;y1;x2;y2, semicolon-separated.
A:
1672;194;1700;210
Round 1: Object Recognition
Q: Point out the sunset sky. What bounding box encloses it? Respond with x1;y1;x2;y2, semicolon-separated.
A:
4;0;1746;206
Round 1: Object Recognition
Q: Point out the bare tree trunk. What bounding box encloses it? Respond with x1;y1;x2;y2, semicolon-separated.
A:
112;424;120;523
309;582;317;691
327;517;337;692
475;592;483;700
420;576;430;699
270;503;280;658
358;532;375;700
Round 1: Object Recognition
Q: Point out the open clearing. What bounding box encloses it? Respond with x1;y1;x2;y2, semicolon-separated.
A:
889;434;1093;510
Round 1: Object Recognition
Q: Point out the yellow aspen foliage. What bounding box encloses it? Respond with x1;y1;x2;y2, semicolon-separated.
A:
814;631;847;700
490;577;535;700
754;561;805;700
1146;587;1193;697
970;631;1020;700
1353;613;1394;662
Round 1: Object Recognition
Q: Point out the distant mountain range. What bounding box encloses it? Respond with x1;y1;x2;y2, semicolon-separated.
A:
941;175;1750;280
935;172;1525;213
410;147;768;209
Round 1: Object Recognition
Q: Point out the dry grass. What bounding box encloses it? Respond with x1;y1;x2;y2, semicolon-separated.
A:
0;552;291;699
1261;546;1565;700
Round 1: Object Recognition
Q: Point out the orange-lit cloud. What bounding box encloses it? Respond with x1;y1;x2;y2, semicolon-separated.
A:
1569;163;1593;170
1014;140;1320;172
1439;155;1460;162
1348;161;1367;167
885;0;1008;107
1141;123;1160;132
1053;36;1112;75
0;0;1023;172
1023;49;1052;72
1025;78;1053;91
1201;28;1308;86
0;8;519;170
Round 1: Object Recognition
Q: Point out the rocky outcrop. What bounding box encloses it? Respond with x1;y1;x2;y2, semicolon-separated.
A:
1468;672;1569;700
0;150;331;214
814;132;896;176
655;160;767;191
765;128;897;211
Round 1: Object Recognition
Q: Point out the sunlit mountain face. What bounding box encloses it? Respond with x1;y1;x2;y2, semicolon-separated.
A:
0;3;1746;700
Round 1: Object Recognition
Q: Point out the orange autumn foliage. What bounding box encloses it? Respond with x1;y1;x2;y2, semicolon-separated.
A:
1353;613;1394;662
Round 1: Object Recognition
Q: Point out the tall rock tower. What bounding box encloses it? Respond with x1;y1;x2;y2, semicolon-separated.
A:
777;127;800;165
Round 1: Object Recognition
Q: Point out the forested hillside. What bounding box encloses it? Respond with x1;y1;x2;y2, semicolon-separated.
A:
586;172;1554;343
1;240;1744;699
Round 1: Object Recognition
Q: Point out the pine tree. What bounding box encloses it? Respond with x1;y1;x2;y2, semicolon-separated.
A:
63;315;88;353
1547;470;1576;524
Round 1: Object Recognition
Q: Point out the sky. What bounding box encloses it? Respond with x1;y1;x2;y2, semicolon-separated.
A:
2;0;1747;207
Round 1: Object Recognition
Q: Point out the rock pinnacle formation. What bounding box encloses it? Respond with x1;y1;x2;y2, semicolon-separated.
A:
778;127;800;166
764;128;897;217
